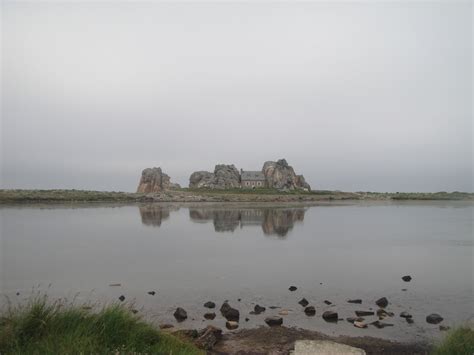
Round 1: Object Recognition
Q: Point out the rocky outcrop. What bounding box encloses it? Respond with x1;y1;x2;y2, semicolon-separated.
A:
189;165;240;189
189;159;310;191
137;167;179;193
189;171;215;189
262;159;310;190
213;164;241;188
295;174;311;190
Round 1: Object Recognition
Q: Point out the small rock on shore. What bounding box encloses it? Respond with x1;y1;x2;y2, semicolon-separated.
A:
298;298;309;307
355;311;374;317
426;314;443;324
220;302;240;322
204;312;216;320
322;311;338;322
204;301;216;309
304;306;316;316
226;321;239;330
375;297;388;308
265;316;283;326
254;304;266;314
174;307;188;322
348;299;362;304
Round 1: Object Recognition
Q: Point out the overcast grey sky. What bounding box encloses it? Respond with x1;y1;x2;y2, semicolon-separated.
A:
1;1;472;192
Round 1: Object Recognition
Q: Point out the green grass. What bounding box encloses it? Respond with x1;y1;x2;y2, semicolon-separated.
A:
390;191;472;201
183;187;315;195
1;189;472;203
0;297;203;354
0;189;142;203
433;327;474;355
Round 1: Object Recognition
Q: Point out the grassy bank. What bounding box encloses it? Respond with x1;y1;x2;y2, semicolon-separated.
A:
433;327;474;355
0;189;472;203
0;189;142;203
0;298;203;354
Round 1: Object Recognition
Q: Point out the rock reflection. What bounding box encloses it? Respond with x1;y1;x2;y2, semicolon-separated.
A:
139;205;179;227
189;207;306;237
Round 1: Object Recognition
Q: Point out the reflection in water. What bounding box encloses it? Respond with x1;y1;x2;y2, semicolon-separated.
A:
138;205;307;237
139;205;178;227
189;207;306;237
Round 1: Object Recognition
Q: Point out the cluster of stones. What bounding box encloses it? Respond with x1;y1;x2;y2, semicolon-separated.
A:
116;274;447;351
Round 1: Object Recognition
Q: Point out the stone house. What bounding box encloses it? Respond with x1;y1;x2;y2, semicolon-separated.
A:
240;170;266;189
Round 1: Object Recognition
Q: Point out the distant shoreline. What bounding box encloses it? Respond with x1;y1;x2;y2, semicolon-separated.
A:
0;189;472;204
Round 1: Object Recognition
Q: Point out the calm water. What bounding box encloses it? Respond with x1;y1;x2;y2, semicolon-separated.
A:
1;201;472;342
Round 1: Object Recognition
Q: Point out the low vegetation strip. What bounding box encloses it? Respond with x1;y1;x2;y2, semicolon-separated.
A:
0;189;472;203
0;189;141;203
0;298;203;354
433;327;474;355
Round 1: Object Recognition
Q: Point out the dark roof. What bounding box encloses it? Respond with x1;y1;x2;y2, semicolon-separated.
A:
241;171;265;181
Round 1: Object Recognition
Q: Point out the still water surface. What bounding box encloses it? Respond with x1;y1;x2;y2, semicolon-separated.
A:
1;201;472;342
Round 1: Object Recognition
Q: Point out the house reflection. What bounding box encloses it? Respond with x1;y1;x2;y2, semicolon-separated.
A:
189;207;306;237
139;205;179;227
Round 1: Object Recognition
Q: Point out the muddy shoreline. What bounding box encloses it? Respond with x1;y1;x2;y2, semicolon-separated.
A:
171;325;430;354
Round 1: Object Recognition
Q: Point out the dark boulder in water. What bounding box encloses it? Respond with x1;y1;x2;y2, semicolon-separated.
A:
324;300;332;305
355;310;374;317
204;301;216;309
204;312;216;320
298;298;309;307
254;304;266;314
371;320;394;329
375;297;388;308
347;299;362;304
289;286;297;291
304;306;316;316
118;295;125;302
265;316;283;326
402;275;412;282
220;302;239;321
322;311;338;322
174;307;188;322
426;313;443;324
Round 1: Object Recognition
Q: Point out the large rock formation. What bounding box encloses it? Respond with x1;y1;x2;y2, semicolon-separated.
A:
137;167;179;193
213;164;241;188
189;164;240;189
189;159;310;191
262;159;310;190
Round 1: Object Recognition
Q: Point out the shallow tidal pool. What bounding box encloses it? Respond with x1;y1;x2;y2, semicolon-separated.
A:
1;200;472;343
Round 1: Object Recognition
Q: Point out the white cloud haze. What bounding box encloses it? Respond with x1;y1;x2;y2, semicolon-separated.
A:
1;1;472;192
